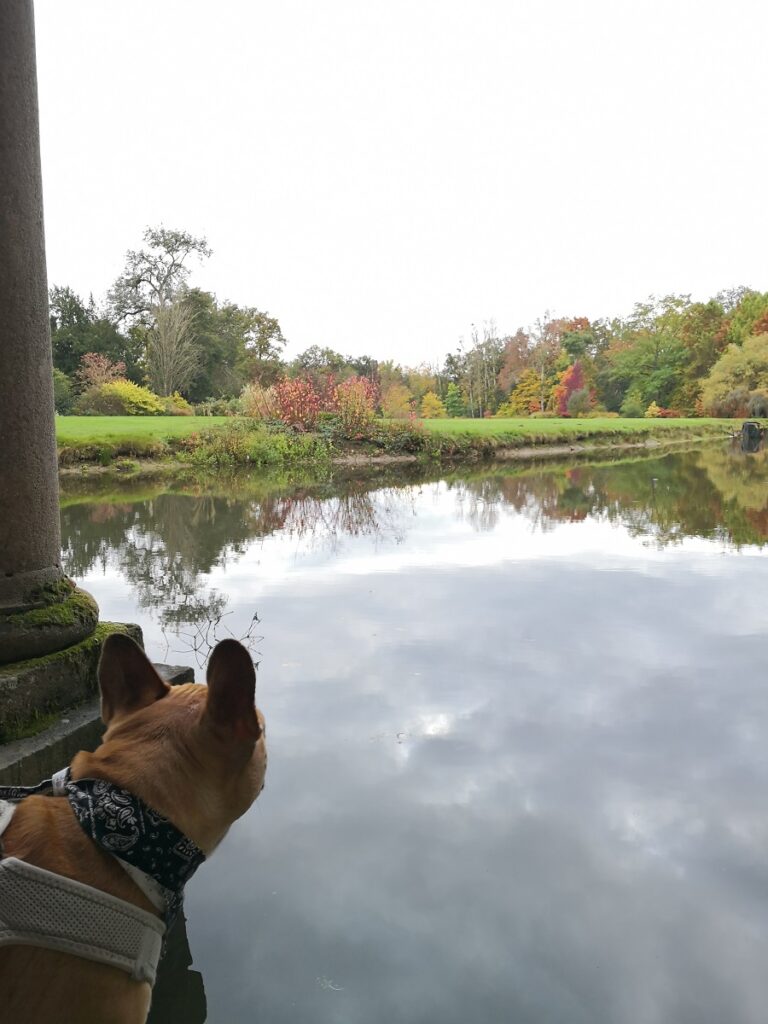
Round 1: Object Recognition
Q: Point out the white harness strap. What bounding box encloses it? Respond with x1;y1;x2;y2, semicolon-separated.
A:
0;800;14;838
116;860;167;914
0;800;166;985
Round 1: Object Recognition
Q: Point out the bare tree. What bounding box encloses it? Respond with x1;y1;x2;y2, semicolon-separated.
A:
463;321;504;416
146;301;199;396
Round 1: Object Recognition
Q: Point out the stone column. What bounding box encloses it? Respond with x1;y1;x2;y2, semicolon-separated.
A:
0;0;97;665
0;0;62;612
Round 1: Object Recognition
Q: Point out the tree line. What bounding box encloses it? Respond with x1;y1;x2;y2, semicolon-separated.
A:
50;226;768;418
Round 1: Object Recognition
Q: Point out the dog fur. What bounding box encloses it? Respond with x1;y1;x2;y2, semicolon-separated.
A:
0;634;267;1024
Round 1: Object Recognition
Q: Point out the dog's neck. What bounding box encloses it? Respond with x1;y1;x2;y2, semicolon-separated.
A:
71;693;260;858
72;739;232;857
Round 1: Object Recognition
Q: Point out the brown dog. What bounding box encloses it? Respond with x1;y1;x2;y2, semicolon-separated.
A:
0;633;267;1024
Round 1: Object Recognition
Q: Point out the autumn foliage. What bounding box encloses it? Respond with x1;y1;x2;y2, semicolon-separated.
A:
552;361;585;416
273;377;322;429
334;375;379;435
76;352;126;389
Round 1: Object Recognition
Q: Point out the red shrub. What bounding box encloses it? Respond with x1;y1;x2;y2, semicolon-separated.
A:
274;377;321;429
76;352;126;389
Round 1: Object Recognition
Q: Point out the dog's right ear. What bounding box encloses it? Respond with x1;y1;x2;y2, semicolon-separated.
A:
205;639;261;742
98;633;171;725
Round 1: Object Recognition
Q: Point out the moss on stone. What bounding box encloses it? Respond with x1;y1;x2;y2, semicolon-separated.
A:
2;709;61;743
0;621;143;743
0;584;101;664
1;586;98;630
0;621;137;677
27;576;76;608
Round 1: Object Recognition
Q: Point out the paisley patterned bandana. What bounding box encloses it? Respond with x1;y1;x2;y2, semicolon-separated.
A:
0;770;205;930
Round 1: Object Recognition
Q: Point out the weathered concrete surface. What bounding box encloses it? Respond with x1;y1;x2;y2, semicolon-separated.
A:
0;661;196;778
0;0;64;614
0;584;99;664
0;622;143;743
0;698;103;781
153;664;196;685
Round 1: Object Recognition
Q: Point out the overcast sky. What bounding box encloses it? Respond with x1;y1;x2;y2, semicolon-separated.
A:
34;0;768;365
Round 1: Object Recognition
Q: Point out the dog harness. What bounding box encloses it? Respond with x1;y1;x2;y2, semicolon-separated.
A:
0;769;205;985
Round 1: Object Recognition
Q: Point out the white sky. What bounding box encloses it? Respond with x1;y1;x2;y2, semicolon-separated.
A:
34;0;768;365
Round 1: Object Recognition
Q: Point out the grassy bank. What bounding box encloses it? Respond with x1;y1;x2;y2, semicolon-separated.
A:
55;415;740;470
419;416;733;440
56;415;228;462
56;416;230;442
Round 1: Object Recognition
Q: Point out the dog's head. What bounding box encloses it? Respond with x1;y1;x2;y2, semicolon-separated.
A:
71;634;267;855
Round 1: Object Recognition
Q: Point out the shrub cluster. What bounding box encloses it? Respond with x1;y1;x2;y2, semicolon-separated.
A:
161;392;194;415
75;380;165;416
645;402;681;418
194;396;242;416
269;374;380;434
705;387;768;418
334;376;379;435
182;420;332;468
53;368;74;414
57;353;197;416
273;377;322;430
241;382;278;420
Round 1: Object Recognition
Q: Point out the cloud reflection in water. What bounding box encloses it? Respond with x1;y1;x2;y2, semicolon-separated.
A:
60;450;768;1023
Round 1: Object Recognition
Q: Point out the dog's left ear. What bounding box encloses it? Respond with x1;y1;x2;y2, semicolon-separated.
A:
205;639;261;741
99;633;171;725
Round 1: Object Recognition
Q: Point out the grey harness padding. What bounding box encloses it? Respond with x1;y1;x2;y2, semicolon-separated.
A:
0;800;165;984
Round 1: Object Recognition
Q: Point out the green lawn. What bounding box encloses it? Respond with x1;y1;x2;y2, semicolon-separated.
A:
55;414;739;448
419;417;736;439
51;414;746;471
56;416;229;444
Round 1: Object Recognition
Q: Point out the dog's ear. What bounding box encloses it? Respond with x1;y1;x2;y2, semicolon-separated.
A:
98;633;171;725
205;639;261;741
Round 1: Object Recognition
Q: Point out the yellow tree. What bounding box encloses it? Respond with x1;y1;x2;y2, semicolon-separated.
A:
381;383;414;418
507;368;546;414
420;391;447;418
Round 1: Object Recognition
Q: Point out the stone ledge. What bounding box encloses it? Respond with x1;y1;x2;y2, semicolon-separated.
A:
0;660;196;779
153;663;196;685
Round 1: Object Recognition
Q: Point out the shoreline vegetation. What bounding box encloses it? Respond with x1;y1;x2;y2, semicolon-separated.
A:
56;415;744;477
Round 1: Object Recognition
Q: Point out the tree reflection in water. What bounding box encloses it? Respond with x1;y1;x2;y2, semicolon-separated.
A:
60;446;768;651
453;446;768;548
60;479;413;652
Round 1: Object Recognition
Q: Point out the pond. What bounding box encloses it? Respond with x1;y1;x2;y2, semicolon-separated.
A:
48;445;768;1021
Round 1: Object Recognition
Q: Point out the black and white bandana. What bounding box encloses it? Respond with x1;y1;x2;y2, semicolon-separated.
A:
0;770;205;930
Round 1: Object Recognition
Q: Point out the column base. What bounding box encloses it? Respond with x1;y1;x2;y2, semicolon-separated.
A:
0;579;99;664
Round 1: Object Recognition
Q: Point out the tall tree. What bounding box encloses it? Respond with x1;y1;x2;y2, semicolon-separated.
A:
231;305;286;386
108;226;211;326
346;354;379;380
560;318;595;361
527;315;564;412
442;351;466;388
700;333;768;415
290;346;349;387
497;328;530;395
463;322;504;416
444;382;465;416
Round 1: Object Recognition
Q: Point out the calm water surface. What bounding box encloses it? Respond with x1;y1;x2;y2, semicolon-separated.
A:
59;446;768;1024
